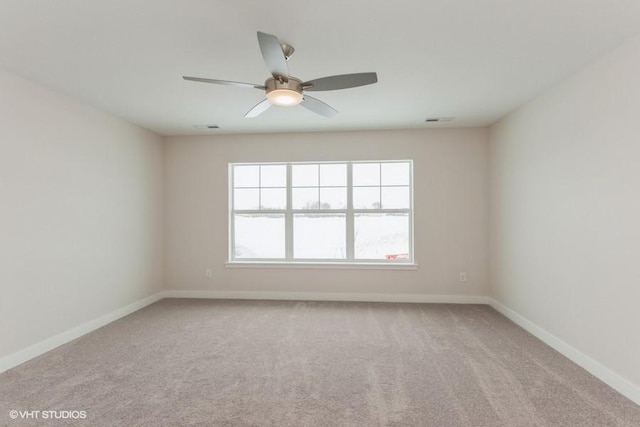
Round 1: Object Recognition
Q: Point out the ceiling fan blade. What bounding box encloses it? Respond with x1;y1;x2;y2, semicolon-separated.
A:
257;31;289;79
244;99;272;118
183;76;265;90
302;72;378;91
300;95;338;118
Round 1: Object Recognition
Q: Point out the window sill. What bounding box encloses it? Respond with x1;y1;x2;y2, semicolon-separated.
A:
225;261;418;270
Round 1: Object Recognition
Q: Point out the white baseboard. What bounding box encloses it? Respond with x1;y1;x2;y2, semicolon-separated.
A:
488;298;640;406
161;289;488;304
0;293;163;374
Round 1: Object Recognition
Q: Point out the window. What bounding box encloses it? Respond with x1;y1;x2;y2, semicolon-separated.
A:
229;161;413;265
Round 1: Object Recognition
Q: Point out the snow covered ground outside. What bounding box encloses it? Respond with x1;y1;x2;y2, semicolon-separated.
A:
234;214;409;260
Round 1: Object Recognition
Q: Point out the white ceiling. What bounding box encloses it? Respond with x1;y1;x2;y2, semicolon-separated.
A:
1;0;639;136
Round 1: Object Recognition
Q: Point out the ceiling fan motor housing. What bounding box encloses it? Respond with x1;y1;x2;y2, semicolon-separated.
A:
265;77;304;106
265;76;302;94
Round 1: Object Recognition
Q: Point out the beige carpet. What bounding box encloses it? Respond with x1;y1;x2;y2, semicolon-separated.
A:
1;299;639;426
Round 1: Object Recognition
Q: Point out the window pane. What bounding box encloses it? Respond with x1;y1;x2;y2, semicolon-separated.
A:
353;187;380;209
381;186;410;209
234;214;285;258
381;162;410;186
320;187;347;209
234;188;259;210
292;164;318;187
234;165;259;188
294;214;346;259
260;165;286;187
231;161;413;263
320;164;347;187
355;213;409;260
260;188;286;210
292;187;319;209
353;163;380;186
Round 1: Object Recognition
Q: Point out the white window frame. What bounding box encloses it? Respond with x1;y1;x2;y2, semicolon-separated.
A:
228;160;415;267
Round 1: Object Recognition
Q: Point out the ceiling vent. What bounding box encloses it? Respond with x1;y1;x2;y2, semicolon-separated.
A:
425;116;455;123
193;125;220;129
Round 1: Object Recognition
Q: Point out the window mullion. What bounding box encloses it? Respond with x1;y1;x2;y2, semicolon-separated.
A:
379;162;382;209
409;161;414;264
229;165;235;261
317;164;321;209
346;162;354;261
258;166;262;209
285;163;293;260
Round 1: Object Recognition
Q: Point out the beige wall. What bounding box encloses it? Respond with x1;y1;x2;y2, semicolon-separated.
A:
489;34;640;388
164;128;489;297
0;70;164;358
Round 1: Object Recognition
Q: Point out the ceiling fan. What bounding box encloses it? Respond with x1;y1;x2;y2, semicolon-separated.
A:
183;31;378;118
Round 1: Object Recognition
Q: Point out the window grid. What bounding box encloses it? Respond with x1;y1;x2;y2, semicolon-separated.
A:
230;161;413;264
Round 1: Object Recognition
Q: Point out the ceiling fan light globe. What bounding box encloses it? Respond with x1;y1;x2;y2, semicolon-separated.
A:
267;89;303;106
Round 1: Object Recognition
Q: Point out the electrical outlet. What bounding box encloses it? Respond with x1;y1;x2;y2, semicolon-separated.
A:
459;272;467;282
206;269;213;278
